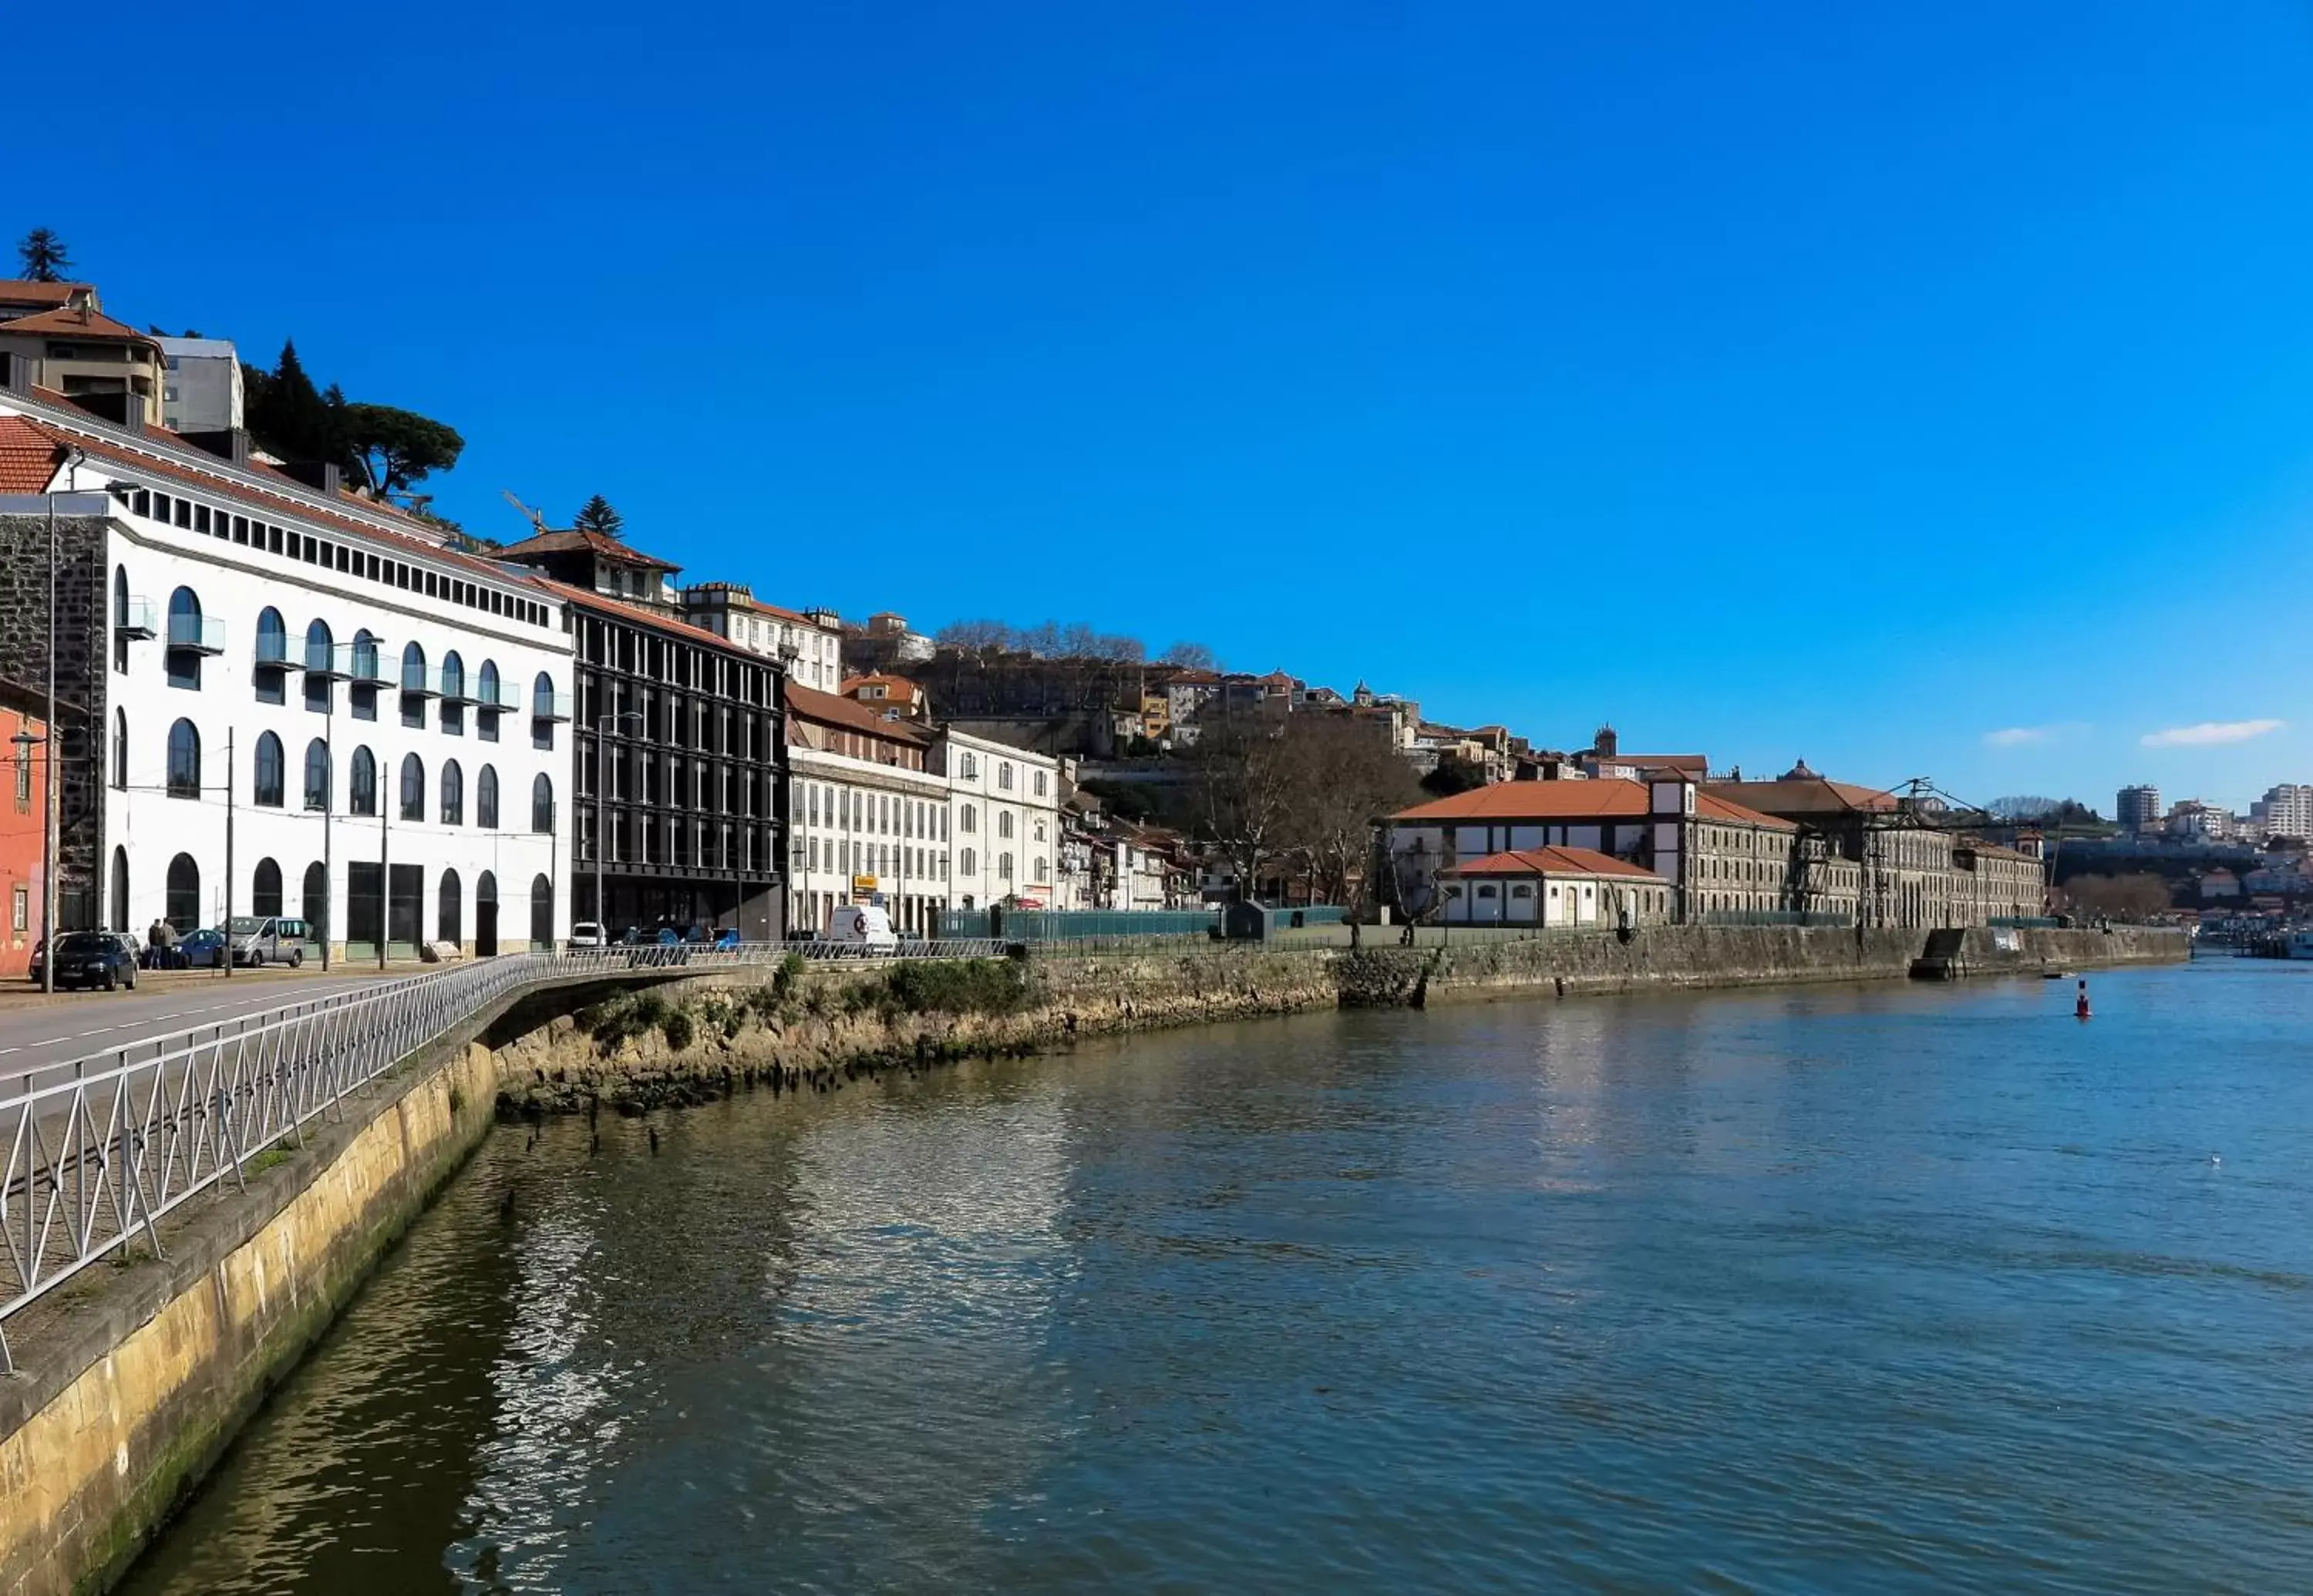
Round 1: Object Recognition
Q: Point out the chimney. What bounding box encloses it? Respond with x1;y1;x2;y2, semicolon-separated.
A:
182;427;252;466
278;460;345;495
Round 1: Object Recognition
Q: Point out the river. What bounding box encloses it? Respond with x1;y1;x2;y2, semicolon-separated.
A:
118;959;2313;1593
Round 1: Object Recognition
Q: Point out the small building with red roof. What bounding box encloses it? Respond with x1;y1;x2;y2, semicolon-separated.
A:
1438;846;1672;928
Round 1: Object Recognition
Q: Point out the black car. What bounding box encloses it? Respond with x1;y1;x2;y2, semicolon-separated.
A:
35;931;140;992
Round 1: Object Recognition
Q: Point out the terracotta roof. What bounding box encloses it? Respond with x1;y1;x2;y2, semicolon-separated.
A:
0;305;157;346
0;402;554;599
498;527;678;567
1394;777;1795;830
1440;846;1667;881
840;673;921;697
787;679;931;742
1702;777;1898;817
0;415;66;492
1597;752;1708;772
0;281;96;308
524;576;754;658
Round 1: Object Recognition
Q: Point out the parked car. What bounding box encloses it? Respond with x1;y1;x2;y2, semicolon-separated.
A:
821;904;900;956
570;921;610;950
39;931;140;992
177;928;229;969
227;916;305;968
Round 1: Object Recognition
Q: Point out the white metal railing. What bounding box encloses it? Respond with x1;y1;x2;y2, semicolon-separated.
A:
0;938;1008;1368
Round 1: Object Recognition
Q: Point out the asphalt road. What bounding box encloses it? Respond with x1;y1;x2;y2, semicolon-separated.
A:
0;967;413;1085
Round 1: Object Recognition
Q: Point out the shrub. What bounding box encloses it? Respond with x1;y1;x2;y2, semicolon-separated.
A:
880;958;1029;1017
662;1009;695;1051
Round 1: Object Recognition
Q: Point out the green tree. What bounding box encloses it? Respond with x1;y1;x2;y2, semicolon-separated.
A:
16;229;71;282
341;402;465;499
573;494;625;538
245;340;337;462
1419;754;1488;798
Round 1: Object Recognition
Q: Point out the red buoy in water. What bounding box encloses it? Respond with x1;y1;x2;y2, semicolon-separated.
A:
2076;978;2092;1020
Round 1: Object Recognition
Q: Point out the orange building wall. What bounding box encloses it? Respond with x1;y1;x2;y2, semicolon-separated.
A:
0;706;48;979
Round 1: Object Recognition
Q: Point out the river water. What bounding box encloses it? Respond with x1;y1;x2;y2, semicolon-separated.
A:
119;960;2313;1594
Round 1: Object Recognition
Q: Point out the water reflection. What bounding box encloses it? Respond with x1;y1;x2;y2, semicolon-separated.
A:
119;965;2313;1594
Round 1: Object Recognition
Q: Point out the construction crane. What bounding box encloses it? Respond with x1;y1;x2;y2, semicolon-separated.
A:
500;490;554;537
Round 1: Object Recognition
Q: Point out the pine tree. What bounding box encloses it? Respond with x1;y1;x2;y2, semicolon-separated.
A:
16;229;72;282
573;494;625;539
246;340;338;462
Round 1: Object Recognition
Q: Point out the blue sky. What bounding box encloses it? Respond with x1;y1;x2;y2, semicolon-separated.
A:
30;1;2313;811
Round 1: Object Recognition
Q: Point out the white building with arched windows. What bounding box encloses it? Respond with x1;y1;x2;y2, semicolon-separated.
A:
0;388;574;959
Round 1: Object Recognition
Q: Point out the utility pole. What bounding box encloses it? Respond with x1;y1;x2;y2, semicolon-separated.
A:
223;728;234;980
379;795;389;971
322;667;334;971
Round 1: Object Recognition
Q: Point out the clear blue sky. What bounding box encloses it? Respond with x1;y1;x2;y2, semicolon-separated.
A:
31;1;2313;812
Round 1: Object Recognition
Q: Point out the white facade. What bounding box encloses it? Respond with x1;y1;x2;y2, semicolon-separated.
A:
788;749;951;938
36;427;574;958
154;336;244;434
682;585;843;692
2252;783;2313;842
932;730;1062;911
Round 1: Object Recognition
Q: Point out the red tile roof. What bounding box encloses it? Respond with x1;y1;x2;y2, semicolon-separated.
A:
1440;846;1667;881
1394;777;1795;830
0;400;561;601
524;577;755;658
0;281;96;309
1702;777;1898;817
0;416;66;493
0;305;158;346
787;680;931;742
499;527;678;567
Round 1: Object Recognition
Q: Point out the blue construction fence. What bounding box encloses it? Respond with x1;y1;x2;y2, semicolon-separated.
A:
938;907;1220;941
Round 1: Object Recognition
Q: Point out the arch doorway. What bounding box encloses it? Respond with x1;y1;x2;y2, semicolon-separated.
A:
476;871;499;957
529;874;554;952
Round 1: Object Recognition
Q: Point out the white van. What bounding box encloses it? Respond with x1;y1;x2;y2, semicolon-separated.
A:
821;904;900;955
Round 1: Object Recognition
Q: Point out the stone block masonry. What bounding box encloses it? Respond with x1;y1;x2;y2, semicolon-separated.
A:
0;513;109;931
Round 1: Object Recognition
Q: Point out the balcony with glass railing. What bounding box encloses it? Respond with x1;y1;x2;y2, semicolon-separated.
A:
165;614;225;655
113;597;157;640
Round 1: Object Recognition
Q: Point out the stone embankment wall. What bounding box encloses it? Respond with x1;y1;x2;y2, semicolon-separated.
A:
0;923;2186;1595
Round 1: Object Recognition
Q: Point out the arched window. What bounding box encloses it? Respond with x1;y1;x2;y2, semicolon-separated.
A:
348;746;377;816
532;772;554;833
252;857;282;918
475;870;500;956
351;629;379;682
166;588;205;687
302;861;328;941
400;641;427;692
998;763;1013;790
254;606;287;665
477;765;499;830
303;739;329;811
438;868;463;945
441;651;465;700
304;618;334;674
998;812;1014;840
166;719;200;798
440;759;464;825
112;709;126;790
109;846;129;931
165;853;200;931
113;566;127;628
478;659;500;708
531;671;556;716
529;873;554;952
400;753;425;821
253;731;284;806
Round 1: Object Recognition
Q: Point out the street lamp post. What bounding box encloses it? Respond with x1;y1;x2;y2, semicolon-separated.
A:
10;729;51;995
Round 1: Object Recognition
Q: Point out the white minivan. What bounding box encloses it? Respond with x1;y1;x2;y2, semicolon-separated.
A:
821;904;900;955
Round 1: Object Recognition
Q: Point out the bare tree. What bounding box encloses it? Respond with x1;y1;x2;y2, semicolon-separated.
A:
2056;872;2174;922
1275;713;1423;906
935;619;1012;652
1160;641;1221;670
1194;718;1298;902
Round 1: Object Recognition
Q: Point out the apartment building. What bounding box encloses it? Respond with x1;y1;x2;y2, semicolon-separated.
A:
681;584;845;692
934;730;1062;910
2116;784;2163;836
786;682;948;936
156;336;244;435
0;389;573;958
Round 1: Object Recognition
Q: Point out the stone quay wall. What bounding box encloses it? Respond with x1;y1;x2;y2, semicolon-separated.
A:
0;924;2185;1594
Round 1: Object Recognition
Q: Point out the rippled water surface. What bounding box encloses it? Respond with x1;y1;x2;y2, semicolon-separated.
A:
120;960;2313;1593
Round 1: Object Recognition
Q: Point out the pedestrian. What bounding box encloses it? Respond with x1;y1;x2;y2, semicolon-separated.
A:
155;918;180;970
145;918;167;969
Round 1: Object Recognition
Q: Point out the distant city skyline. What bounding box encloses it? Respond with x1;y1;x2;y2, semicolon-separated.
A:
32;0;2313;809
